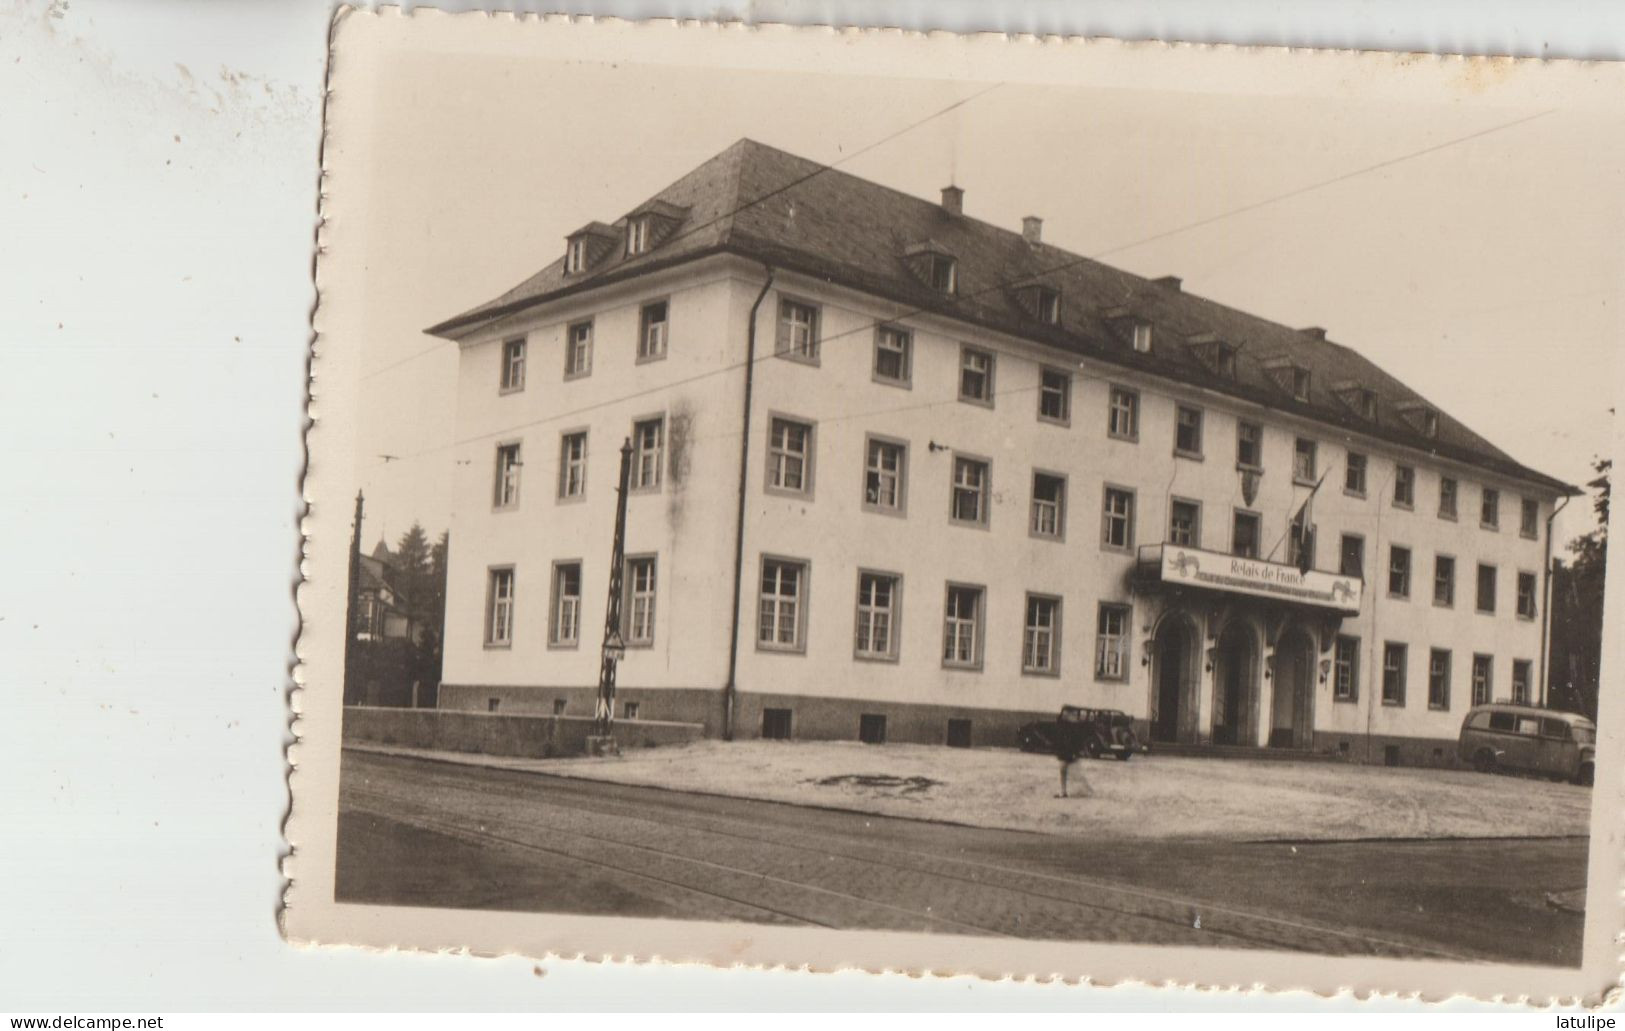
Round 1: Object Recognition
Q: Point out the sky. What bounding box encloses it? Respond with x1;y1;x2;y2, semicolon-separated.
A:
347;36;1623;555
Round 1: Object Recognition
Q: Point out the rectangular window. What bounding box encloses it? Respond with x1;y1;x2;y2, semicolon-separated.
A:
1476;563;1497;614
767;416;814;495
494;443;522;509
928;255;957;293
558;431;587;499
1517;571;1537;619
565;238;585;275
1471;653;1493;706
1108;386;1139;440
1293;438;1317;484
874;325;912;385
1095;603;1131;681
1439;476;1458;520
1521;497;1540;539
858;713;888;745
960;347;995;405
942;584;984;669
1169;499;1201;547
1345;452;1367;496
623;701;640;720
1388;545;1411;598
1101;487;1136;551
863;437;906;513
1132;321;1153;353
625;556;656;646
631;417;664;492
549;562;581;647
638;300;669;361
1339;533;1364;579
757;558;807;652
1030;472;1066;539
1512;659;1532;704
951;456;991;527
564;320;593;378
1023;594;1061;675
1382;642;1407;706
1394;465;1415;507
776;298;820;362
625;217;649;255
1174;405;1204;457
486;568;515;647
500;338;526;392
1232;510;1260;559
1237;420;1262;469
1038;368;1071;423
1428;649;1451;711
854;572;900;661
1433;555;1455;607
1334;635;1360;701
1481;488;1501;529
761;708;793;740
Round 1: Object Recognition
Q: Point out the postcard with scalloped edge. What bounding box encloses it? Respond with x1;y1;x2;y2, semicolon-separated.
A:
287;7;1625;1003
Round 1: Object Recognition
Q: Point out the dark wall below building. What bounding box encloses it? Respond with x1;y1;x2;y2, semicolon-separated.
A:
342;705;703;757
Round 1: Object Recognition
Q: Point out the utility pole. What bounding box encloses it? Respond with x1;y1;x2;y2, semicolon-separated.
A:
590;439;633;753
343;490;364;707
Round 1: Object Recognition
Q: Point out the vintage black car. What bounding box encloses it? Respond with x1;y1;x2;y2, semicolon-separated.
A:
1017;706;1143;761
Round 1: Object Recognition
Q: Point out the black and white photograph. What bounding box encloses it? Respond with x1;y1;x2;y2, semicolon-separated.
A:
287;11;1625;1000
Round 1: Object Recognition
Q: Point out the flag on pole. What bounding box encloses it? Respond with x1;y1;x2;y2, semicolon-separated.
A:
1290;468;1330;574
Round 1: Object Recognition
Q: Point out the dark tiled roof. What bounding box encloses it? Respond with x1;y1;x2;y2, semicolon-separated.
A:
428;138;1572;495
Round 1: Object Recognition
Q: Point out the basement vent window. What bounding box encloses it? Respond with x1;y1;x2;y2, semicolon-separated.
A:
762;708;793;740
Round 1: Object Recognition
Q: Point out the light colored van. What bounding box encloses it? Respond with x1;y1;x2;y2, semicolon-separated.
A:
1458;703;1596;785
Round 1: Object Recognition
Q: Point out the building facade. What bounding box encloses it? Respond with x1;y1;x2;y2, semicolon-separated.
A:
426;140;1572;765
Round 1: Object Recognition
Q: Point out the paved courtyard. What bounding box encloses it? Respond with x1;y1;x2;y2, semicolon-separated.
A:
352;738;1592;841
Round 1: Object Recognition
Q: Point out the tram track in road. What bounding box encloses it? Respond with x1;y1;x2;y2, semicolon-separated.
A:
346;752;1469;958
345;786;1017;938
343;799;837;929
342;757;1468;955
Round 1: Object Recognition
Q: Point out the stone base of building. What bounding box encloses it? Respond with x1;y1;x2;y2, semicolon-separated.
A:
1311;730;1466;769
439;683;725;735
436;683;1465;768
342;704;704;758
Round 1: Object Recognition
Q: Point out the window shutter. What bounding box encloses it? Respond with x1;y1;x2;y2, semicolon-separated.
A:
774;306;789;353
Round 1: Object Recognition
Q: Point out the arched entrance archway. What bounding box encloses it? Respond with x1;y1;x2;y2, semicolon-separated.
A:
1212;620;1260;746
1270;628;1316;749
1150;614;1200;744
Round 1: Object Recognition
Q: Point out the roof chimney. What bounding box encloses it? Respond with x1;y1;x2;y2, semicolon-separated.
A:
1021;216;1043;244
1153;275;1182;292
1299;326;1327;340
940;185;963;216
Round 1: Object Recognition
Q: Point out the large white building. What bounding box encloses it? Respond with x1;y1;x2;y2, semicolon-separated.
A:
425;139;1574;765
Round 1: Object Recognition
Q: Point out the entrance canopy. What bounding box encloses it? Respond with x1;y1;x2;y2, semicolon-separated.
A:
1135;544;1363;616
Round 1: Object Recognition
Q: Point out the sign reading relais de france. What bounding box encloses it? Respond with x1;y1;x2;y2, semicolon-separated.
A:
1159;546;1364;614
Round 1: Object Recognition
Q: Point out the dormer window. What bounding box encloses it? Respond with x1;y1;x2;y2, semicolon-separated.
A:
563;222;620;275
1132;321;1153;353
1188;335;1237;378
1398;402;1440;438
1332;382;1379;422
626;216;651;256
905;241;957;295
1018;284;1061;325
1291;367;1311;401
1263;357;1311;401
